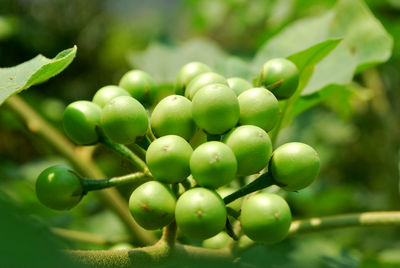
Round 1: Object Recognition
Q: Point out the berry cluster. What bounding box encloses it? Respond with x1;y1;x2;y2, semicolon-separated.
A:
36;58;320;244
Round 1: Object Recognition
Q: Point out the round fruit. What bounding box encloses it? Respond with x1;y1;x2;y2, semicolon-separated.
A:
202;232;231;249
227;77;252;96
92;85;130;108
192;84;239;135
36;165;83;210
63;101;101;145
258;58;299;99
129;181;176;230
146;135;193;184
270;142;320;191
190;141;237;189
238;87;280;132
222;125;272;176
119;70;156;104
185;72;228;100
175;188;227;240
101;96;148;144
175;62;212;96
150;95;196;141
240;193;291;243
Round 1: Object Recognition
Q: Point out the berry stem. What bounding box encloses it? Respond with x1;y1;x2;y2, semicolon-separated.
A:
100;135;151;175
82;172;151;192
223;172;276;205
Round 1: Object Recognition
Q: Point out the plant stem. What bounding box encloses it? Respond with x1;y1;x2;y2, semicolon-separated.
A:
159;221;177;247
100;135;150;175
5;95;157;246
82;172;151;192
223;172;276;204
51;227;129;246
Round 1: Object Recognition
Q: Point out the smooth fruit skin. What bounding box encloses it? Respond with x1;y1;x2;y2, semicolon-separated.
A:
270;142;320;191
202;232;231;249
63;101;101;145
129;181;176;230
146;135;193;184
258;58;299;99
227;77;252;96
92;85;130;108
192;84;240;135
36;165;83;210
238;87;280;132
223;125;272;176
150;95;196;141
119;70;156;104
174;62;212;96
185;72;228;100
240;193;292;243
190;141;237;189
101;96;148;144
175;188;227;240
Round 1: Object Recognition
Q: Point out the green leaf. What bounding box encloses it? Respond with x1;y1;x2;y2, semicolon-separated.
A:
0;46;77;105
253;0;392;95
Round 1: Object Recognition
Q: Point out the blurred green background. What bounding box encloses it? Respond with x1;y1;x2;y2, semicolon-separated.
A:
0;0;399;267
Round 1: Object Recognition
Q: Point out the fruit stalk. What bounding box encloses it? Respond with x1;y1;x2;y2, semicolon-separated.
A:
81;172;151;191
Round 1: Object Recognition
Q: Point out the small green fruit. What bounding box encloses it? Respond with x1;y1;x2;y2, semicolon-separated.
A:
92;85;130;108
227;77;252;96
270;142;320;191
119;70;156;104
63;101;101;145
174;62;212;96
258;58;299;99
240;193;291;243
129;181;176;230
36;166;83;210
185;72;228;100
175;188;227;240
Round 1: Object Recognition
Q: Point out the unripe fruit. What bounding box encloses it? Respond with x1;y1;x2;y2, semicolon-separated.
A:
150;95;196;141
36;165;83;210
119;70;156;104
129;181;176;230
146;135;193;184
227;77;252;96
190;141;237;189
101;96;148;144
270;142;320;191
175;62;212;96
63;101;101;145
258;58;299;99
175;188;227;240
240;193;291;243
92;85;130;108
202;232;231;249
192;84;239;135
238;87;280;132
223;125;272;176
185;72;228;100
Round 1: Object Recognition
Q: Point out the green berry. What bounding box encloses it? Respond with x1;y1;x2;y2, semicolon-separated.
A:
258;58;299;99
240;193;292;243
192;84;239;135
185;72;228;100
129;181;176;230
227;77;252;96
150;95;196;141
175;188;227;240
146;135;193;184
119;70;156;104
36;166;83;210
63;101;101;145
101;96;148;144
238;87;280;132
92;85;130;108
222;125;272;176
190;141;237;189
270;142;320;191
202;232;231;249
175;62;212;96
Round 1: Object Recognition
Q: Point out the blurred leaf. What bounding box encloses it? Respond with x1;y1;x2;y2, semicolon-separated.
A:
253;0;392;95
0;46;77;105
